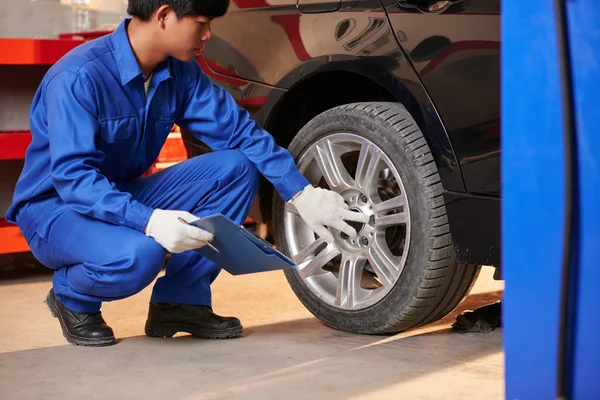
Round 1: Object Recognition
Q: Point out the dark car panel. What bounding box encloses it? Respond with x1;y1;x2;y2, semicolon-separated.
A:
202;0;465;189
185;0;501;266
383;0;501;195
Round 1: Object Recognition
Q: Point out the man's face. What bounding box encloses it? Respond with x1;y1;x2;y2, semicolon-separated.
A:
162;12;212;62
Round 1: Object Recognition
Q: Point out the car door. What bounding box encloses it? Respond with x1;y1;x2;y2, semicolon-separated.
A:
383;0;501;195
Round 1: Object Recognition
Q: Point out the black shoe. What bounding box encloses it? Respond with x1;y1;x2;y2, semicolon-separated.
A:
145;303;243;339
45;289;116;347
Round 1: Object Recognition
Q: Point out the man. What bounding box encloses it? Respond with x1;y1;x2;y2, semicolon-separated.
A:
6;0;368;347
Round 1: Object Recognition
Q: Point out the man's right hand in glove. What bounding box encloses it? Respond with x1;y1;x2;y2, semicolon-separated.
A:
289;184;370;244
145;209;214;254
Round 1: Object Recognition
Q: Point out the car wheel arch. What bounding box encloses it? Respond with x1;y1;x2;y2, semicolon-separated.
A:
256;60;465;222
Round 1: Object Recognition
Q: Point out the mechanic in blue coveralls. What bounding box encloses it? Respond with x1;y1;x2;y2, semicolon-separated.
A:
6;0;368;347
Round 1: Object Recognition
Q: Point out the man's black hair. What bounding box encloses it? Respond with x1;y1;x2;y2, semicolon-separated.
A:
127;0;230;21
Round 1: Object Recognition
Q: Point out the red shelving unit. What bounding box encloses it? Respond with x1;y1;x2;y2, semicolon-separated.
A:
0;36;91;255
0;38;86;65
0;131;32;160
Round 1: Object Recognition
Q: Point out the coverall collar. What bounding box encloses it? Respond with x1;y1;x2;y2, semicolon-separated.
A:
110;18;173;86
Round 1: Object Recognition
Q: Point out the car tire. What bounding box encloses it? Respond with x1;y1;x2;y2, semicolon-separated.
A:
272;101;481;334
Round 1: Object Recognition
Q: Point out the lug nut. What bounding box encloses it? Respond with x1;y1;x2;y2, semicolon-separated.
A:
360;237;369;246
360;195;368;204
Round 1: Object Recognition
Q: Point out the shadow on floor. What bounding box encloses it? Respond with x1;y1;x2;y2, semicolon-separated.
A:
435;290;503;326
0;290;503;400
0;259;51;285
0;270;52;286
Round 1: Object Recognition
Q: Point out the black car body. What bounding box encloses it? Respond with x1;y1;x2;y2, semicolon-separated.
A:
183;0;501;333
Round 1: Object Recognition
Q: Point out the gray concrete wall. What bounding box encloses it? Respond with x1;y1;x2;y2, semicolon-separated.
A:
0;0;125;39
0;1;127;132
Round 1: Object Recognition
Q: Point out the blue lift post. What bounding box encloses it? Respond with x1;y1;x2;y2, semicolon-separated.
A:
503;0;599;399
564;1;600;398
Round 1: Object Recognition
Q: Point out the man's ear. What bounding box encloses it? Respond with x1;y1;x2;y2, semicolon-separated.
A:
154;4;172;28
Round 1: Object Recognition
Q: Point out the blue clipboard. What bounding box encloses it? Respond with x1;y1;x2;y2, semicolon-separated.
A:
186;214;296;275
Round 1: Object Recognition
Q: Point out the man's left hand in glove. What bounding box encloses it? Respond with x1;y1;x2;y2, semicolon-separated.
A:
289;184;370;244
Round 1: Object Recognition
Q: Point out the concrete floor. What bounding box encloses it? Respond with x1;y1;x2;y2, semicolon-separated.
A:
0;266;504;400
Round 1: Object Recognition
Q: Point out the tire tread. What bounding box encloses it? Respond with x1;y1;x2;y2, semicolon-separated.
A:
347;102;477;333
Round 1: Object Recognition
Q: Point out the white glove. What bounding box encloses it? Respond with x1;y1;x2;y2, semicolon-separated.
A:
290;185;370;243
145;209;214;254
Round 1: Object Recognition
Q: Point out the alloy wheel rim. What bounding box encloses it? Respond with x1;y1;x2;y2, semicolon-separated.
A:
284;133;411;310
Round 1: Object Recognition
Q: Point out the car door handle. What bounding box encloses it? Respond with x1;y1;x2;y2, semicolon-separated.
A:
297;0;341;14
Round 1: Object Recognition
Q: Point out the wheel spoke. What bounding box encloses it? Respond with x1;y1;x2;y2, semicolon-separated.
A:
335;255;367;308
297;242;341;279
312;139;354;191
367;238;399;288
355;142;382;197
375;212;408;228
292;238;327;264
373;195;407;214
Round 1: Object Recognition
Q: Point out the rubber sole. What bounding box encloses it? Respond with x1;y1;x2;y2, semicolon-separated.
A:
45;294;116;347
145;322;244;340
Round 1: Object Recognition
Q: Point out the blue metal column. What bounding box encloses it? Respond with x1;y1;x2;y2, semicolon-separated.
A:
565;1;600;398
502;1;565;398
503;0;600;398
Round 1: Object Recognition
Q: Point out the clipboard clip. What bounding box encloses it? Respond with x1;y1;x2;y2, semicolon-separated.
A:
177;217;220;253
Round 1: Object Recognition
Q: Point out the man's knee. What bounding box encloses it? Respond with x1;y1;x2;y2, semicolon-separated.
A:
118;238;166;296
222;150;260;188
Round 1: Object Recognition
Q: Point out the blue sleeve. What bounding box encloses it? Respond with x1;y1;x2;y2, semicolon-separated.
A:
175;62;309;201
46;71;153;232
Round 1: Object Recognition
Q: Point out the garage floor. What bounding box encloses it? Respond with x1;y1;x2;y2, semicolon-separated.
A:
0;266;503;400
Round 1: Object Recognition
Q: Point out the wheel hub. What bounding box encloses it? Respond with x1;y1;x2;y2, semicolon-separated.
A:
336;192;375;252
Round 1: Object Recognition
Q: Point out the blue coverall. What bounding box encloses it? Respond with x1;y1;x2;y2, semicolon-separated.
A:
6;19;309;314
